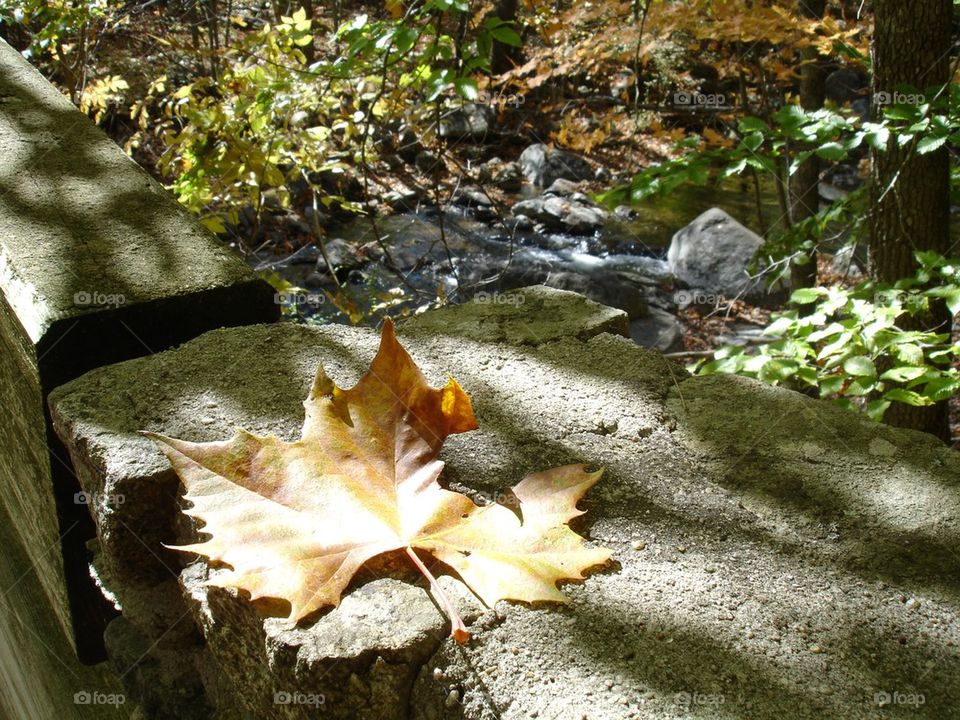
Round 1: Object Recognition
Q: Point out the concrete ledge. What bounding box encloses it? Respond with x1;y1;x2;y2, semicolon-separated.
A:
49;287;960;718
401;285;630;344
0;36;278;717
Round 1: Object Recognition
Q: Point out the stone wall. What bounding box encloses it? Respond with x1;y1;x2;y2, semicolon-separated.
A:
0;38;277;719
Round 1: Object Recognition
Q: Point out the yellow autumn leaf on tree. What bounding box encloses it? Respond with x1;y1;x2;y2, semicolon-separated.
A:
147;320;610;642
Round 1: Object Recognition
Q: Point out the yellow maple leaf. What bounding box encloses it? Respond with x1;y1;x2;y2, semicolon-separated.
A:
147;320;610;642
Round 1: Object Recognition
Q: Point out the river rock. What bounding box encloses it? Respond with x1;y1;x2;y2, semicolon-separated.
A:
542;271;648;319
414;150;445;174
825;68;869;104
544;178;582;196
630;306;684;352
512;195;608;235
519;143;595;187
439;104;495;141
667;208;764;298
477;158;522;192
397;128;423;164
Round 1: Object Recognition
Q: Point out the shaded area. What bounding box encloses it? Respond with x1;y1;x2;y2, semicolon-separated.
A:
0;38;279;664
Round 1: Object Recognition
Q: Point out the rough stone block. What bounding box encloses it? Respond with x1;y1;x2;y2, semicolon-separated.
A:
401;285;630;344
0;35;277;707
50;287;960;719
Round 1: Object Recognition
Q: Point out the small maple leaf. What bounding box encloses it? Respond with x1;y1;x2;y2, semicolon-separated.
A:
146;319;610;642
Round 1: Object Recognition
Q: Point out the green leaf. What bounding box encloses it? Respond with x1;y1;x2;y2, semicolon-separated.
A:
926;286;960;315
843;355;877;378
807;323;844;343
893;343;924;365
394;27;418;53
865;399;891;421
489;24;521;46
819;374;846;396
454;77;478;101
742;131;764;151
764;316;795;337
880;366;928;382
884;388;934;406
201;215;226;234
917;134;948;154
791;287;827;304
815;142;847;161
759;359;799;383
739;117;769;133
921;376;960;401
818;332;853;361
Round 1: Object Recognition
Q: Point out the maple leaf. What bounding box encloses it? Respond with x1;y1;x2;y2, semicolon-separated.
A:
146;319;610;642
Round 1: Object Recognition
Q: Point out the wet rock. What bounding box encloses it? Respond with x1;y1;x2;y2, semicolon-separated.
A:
315;238;364;275
512;196;608;235
477;158;522;192
383;189;422;212
542;271;648;320
415;150;445;174
453;187;494;208
545;178;582;196
630;307;684;352
397;128;423;164
519;143;595;187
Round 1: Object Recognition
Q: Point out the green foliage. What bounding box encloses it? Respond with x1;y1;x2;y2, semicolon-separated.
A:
1;0;124;101
694;253;960;422
603;83;960;208
132;3;520;238
1;0;117;59
144;10;353;231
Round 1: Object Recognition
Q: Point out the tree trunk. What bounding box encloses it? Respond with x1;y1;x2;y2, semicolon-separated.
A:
490;0;520;75
789;0;827;291
870;0;953;440
302;0;316;65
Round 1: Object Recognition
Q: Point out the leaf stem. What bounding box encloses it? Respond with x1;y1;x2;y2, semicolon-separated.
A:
404;546;469;644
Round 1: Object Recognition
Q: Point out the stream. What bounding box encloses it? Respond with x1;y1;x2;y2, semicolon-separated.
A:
251;179;787;351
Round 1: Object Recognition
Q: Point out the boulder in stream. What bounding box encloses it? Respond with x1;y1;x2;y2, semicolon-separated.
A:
667;207;764;299
519;143;595;187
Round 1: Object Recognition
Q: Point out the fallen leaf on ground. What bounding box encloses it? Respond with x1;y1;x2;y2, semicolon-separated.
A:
146;319;610;642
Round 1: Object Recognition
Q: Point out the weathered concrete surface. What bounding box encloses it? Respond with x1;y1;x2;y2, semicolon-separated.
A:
0;498;132;720
50;287;960;719
0;33;279;671
402;285;630;344
0;39;276;350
